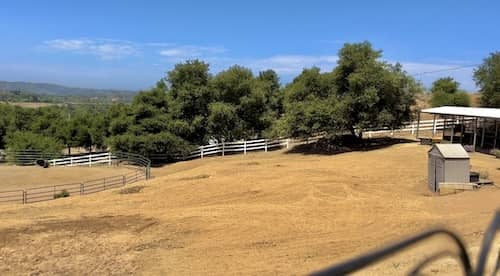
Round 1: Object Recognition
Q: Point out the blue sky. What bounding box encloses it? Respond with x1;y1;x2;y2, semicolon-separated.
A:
0;0;498;91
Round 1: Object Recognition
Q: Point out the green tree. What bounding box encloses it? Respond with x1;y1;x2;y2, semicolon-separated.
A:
332;42;419;138
474;52;500;107
278;42;420;140
277;68;340;139
166;60;213;144
207;102;240;142
6;131;64;155
430;77;470;107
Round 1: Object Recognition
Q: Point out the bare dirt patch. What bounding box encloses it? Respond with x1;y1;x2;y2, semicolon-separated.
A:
0;215;160;275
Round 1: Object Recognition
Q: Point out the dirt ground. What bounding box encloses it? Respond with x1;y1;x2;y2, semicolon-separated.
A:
0;165;132;190
0;142;498;275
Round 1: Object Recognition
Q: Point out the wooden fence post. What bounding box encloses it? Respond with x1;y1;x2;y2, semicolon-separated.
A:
89;154;92;167
22;190;26;204
103;177;106;190
70;156;73;166
201;145;204;159
123;175;126;185
222;142;225;156
108;153;112;166
286;138;289;149
244;140;247;155
80;183;84;195
265;139;268;152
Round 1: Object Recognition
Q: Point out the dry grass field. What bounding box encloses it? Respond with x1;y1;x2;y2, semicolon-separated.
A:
0;165;133;190
0;142;498;275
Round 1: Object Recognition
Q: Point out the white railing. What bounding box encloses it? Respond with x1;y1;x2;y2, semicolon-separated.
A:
188;138;290;159
49;152;113;167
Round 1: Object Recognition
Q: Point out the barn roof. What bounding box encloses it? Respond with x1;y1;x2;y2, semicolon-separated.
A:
421;106;500;120
430;144;470;159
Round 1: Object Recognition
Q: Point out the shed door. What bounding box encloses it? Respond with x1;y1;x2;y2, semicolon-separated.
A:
435;158;444;192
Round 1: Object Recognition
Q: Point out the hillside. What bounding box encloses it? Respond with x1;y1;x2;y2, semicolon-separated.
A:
0;143;498;275
0;80;137;96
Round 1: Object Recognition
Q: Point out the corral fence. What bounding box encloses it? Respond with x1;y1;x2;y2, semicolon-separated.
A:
0;151;151;204
0;170;146;204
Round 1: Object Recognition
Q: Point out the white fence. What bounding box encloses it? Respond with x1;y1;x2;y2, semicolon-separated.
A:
45;118;462;165
49;152;113;167
187;138;290;159
365;119;448;136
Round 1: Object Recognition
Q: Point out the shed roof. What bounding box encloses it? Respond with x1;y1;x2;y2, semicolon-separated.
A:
421;106;500;120
430;144;470;159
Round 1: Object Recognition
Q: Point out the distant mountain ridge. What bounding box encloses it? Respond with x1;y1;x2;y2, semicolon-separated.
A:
0;80;138;96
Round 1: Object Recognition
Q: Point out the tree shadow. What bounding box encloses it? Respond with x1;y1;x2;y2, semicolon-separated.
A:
285;136;416;156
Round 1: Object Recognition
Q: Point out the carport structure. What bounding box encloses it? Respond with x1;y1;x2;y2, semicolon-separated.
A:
417;106;500;152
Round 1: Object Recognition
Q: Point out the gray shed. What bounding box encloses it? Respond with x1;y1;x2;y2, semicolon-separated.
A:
428;144;470;192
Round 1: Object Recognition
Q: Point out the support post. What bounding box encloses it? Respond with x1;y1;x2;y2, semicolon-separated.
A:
481;118;486;148
200;145;204;159
473;118;478;151
89;154;92;167
286;138;290;149
443;117;447;141
22;190;26;204
122;175;126;185
432;115;437;135
244;140;247;155
494;120;498;149
415;111;421;138
265;139;268;152
108;153;112;166
70;156;73;166
222;142;225;156
450;123;454;143
80;183;84;195
460;116;464;144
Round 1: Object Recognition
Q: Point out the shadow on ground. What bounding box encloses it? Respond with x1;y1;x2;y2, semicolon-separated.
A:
286;136;417;155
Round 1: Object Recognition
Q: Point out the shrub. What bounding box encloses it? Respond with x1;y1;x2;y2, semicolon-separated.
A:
54;189;70;199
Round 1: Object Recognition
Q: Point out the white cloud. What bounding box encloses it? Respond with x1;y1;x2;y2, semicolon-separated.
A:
44;38;139;60
159;45;226;60
244;55;338;74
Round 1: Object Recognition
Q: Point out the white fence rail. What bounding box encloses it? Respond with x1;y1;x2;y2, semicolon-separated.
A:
364;118;469;136
46;118;462;164
49;152;113;167
188;138;290;159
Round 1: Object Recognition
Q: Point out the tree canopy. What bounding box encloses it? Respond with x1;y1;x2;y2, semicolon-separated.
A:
277;41;420;140
474;52;500;108
430;77;470;107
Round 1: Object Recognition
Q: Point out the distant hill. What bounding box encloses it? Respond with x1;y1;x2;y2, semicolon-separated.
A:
0;80;137;97
0;81;139;103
